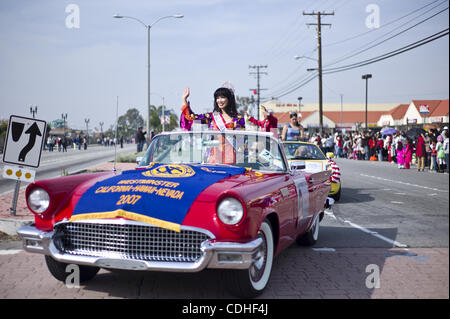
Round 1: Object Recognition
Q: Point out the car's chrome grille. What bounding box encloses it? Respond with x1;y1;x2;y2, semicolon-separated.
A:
53;222;212;263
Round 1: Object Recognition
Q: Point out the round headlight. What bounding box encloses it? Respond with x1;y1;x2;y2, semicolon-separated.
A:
28;188;50;214
217;197;244;225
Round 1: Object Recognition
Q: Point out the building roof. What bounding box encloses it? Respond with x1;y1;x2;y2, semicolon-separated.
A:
321;111;385;124
429;99;449;117
387;104;409;120
411;100;443;117
274;110;385;125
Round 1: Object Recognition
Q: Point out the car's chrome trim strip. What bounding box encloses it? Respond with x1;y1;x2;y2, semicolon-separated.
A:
17;224;262;272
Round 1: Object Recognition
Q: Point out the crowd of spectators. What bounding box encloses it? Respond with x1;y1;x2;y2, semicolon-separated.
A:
305;126;449;174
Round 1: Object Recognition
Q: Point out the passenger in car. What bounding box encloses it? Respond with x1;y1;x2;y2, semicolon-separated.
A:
180;85;245;132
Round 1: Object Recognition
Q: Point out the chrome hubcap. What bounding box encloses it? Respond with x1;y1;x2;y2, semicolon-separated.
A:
250;231;267;282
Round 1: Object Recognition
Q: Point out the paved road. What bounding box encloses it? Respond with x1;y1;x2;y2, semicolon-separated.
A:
0;158;448;299
328;158;449;249
0;144;136;195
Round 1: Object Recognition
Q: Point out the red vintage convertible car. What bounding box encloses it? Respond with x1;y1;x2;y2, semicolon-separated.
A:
18;131;332;298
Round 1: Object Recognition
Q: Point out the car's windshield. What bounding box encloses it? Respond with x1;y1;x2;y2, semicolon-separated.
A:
140;131;286;172
283;142;327;160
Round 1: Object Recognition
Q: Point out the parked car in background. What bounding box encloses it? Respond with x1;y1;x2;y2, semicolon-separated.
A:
283;141;342;201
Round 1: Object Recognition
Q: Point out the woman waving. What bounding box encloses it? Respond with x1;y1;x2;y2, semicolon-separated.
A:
180;86;245;131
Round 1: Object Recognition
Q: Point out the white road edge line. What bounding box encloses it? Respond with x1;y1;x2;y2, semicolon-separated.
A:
343;220;408;248
360;174;447;193
325;210;408;248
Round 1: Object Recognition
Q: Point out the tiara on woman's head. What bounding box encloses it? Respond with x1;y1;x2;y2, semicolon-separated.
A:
221;81;235;95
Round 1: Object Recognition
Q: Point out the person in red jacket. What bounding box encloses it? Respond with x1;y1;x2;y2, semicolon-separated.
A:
245;105;278;136
416;134;426;171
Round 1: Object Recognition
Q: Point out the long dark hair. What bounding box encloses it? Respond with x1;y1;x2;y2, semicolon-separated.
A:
213;87;237;115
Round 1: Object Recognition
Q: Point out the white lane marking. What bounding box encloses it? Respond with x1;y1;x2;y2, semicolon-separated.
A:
391;201;404;204
0;249;23;255
360;174;447;193
325;208;408;248
312;248;336;252
343;220;408;248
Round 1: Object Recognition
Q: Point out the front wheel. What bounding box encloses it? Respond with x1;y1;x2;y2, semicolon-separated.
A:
224;220;274;298
45;256;99;283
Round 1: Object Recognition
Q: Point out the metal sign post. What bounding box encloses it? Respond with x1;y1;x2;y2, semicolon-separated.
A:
10;180;21;216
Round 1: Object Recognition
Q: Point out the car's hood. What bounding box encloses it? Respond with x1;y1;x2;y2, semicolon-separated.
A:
70;163;246;232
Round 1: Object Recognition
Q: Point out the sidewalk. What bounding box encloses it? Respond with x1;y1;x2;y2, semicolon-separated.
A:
337;155;449;173
0;162;136;236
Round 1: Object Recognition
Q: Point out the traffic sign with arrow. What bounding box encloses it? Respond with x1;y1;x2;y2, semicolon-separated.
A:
2;115;47;168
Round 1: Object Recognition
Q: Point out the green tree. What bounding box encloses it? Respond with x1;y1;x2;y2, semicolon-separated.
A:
0;119;7;137
117;108;144;139
149;105;179;133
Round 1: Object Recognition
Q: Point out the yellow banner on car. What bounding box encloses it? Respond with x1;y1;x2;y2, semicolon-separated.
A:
69;209;181;233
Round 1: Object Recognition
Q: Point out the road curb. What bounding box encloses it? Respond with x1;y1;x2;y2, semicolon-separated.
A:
0;161;136;236
0;218;33;236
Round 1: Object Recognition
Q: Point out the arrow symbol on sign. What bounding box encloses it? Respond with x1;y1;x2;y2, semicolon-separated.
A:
18;122;42;162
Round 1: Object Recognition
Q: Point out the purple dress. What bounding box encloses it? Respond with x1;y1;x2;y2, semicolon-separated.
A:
180;104;245;131
396;146;405;165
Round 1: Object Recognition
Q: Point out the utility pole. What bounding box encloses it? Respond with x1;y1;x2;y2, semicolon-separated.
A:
249;65;268;120
303;11;334;135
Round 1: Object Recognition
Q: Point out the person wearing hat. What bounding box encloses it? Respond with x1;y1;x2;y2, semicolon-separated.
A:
244;105;278;136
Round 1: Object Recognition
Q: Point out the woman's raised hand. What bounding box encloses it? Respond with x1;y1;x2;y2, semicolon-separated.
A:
182;87;190;105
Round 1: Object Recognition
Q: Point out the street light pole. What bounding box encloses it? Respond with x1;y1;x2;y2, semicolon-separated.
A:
113;13;183;141
362;74;372;130
61;113;68;136
30;106;38;118
85;118;90;143
297;97;302;116
340;93;344;131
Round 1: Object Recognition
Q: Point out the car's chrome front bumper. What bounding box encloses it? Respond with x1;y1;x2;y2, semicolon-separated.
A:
17;225;263;272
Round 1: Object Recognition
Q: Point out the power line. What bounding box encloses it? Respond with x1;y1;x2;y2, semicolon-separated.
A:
324;4;449;68
323;0;445;48
262;73;318;101
322;28;449;74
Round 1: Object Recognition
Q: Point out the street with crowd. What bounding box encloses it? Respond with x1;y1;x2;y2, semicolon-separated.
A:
305;126;449;174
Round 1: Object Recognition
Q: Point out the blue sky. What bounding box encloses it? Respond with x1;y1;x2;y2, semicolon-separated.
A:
0;0;448;130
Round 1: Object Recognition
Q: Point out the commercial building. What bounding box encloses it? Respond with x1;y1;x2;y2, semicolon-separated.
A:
261;99;448;133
